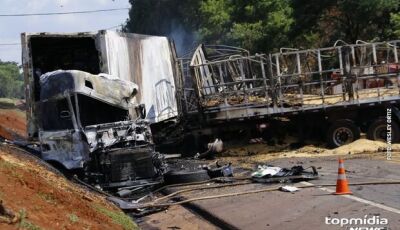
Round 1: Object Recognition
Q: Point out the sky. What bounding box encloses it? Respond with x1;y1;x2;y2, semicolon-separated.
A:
0;0;130;63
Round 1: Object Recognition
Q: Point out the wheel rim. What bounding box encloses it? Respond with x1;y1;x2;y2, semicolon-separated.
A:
333;127;354;146
373;124;387;141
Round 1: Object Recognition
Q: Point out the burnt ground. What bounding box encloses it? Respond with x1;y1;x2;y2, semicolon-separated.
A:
0;107;26;141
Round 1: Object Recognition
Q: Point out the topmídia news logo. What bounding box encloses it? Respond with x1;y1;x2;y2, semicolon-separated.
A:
345;227;389;230
325;215;389;229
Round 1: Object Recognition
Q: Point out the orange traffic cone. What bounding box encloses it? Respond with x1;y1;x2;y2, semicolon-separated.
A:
333;158;352;195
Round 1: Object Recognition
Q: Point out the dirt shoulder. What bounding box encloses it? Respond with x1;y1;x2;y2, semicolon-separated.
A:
0;145;138;230
220;139;399;169
0;98;27;140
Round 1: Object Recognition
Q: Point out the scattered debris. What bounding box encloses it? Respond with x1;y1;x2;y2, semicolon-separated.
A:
195;139;224;159
209;139;224;153
164;154;182;159
251;166;282;178
116;181;163;198
279;186;300;193
205;162;233;178
249;138;265;144
251;165;318;183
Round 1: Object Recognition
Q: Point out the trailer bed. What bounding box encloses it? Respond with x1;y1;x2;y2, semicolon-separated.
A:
182;41;400;121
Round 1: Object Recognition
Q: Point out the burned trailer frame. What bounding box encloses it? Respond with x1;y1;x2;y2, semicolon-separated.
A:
189;41;400;119
37;70;163;185
173;40;400;148
150;45;268;152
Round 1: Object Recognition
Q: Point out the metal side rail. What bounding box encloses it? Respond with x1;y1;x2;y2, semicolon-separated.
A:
182;40;400;121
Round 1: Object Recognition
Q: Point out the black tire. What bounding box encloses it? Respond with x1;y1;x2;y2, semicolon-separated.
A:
367;118;400;143
163;169;210;185
327;119;360;148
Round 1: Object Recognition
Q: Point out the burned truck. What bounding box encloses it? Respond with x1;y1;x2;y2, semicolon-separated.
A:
172;41;400;149
37;70;164;185
21;31;178;186
22;29;400;164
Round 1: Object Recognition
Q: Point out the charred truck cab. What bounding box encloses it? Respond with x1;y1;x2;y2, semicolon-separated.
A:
37;70;164;186
21;31;178;187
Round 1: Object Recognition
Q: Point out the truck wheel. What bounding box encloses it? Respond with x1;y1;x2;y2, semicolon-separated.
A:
327;120;360;148
163;169;210;185
367;118;400;143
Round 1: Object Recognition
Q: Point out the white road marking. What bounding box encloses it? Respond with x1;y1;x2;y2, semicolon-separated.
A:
301;181;400;215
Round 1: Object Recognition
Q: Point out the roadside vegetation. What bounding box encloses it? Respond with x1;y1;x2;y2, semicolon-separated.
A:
125;0;400;54
0;60;24;99
18;209;42;230
93;204;139;230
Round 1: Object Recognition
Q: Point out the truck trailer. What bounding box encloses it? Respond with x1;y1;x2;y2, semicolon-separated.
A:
154;40;400;151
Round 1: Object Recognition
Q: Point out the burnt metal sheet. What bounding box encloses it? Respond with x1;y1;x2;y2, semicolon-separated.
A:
39;129;90;169
100;31;178;123
39;70;138;109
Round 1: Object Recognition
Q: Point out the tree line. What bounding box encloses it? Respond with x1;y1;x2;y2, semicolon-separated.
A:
123;0;400;55
0;60;24;99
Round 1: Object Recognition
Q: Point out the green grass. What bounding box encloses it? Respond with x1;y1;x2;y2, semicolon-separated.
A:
92;204;139;230
0;98;17;109
0;160;15;170
68;213;79;223
0;98;17;104
18;209;43;230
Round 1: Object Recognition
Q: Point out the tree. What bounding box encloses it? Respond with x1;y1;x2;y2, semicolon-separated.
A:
0;60;24;99
123;0;400;54
291;0;400;47
198;0;294;52
290;0;335;48
391;12;400;37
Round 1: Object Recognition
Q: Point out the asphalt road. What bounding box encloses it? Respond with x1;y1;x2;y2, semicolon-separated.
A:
152;154;400;230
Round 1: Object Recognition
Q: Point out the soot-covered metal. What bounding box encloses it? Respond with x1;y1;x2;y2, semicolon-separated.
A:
37;70;165;187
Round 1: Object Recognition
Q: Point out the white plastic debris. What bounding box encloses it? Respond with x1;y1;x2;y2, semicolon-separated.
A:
208;138;223;153
280;186;300;192
251;166;282;178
